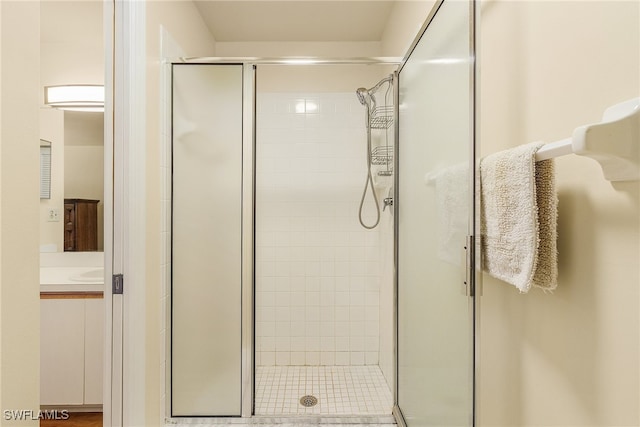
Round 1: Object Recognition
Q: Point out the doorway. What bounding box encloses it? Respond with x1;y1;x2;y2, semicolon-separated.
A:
38;0;106;420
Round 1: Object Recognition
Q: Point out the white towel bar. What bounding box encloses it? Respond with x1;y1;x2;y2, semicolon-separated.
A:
534;138;573;161
534;97;639;182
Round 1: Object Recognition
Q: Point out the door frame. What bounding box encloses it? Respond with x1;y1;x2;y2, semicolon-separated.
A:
105;0;147;426
103;0;114;424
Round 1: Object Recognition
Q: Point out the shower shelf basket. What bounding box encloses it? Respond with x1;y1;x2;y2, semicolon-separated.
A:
370;106;394;129
371;145;393;166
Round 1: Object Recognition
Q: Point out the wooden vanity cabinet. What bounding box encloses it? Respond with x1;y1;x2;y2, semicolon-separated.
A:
64;199;99;251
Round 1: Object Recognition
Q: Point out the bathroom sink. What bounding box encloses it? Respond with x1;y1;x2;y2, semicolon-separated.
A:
69;268;105;283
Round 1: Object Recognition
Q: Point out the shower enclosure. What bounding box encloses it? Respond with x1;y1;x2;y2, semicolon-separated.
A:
169;1;476;425
253;65;396;416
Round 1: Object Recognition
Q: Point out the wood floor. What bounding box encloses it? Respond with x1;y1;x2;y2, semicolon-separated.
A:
40;412;102;427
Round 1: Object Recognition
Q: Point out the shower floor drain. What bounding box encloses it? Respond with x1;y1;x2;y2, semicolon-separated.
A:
299;395;318;407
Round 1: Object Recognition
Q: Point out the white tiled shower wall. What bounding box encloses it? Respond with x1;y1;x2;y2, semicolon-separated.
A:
255;92;390;367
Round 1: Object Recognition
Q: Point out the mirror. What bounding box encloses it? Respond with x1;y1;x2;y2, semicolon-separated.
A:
63;111;104;251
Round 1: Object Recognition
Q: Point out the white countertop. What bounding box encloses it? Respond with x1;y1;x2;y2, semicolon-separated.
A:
40;266;104;293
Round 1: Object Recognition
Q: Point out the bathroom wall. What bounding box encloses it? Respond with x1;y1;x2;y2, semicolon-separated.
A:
40;1;103;88
216;41;382;58
0;1;41;423
64;112;103;194
479;1;640;425
145;1;216;424
381;0;435;56
255;89;392;367
214;0;435;60
254;62;394;372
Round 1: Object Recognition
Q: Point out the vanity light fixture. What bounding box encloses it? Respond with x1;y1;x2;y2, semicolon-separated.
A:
44;84;104;112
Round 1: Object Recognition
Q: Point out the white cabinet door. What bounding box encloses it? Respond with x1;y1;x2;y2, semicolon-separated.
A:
40;299;85;405
84;298;104;404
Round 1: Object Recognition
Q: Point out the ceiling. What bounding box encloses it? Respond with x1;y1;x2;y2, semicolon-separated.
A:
194;1;396;42
40;1;397;44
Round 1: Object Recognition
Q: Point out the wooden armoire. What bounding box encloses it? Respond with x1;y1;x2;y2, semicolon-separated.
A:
63;199;99;251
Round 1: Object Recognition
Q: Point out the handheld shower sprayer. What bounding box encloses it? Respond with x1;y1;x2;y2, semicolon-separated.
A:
356;74;392;110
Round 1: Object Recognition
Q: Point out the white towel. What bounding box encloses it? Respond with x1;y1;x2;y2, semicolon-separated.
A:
480;142;558;292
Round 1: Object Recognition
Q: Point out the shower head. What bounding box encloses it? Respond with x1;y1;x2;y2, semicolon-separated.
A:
356;75;393;109
356;87;369;106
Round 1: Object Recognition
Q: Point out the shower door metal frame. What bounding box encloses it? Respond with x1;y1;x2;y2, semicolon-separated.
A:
392;0;479;426
168;62;255;417
166;58;402;423
241;63;257;417
168;31;479;421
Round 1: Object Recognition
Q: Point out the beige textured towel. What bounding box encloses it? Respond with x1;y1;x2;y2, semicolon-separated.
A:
480;142;558;293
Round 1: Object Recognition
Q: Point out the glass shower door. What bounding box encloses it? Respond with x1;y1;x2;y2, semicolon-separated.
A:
396;0;476;426
171;64;244;416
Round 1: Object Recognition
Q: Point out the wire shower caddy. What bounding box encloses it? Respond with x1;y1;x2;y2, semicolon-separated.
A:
370;106;394;130
369;106;394;176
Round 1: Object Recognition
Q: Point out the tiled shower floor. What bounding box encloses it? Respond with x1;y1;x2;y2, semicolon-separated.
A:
255;366;393;416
